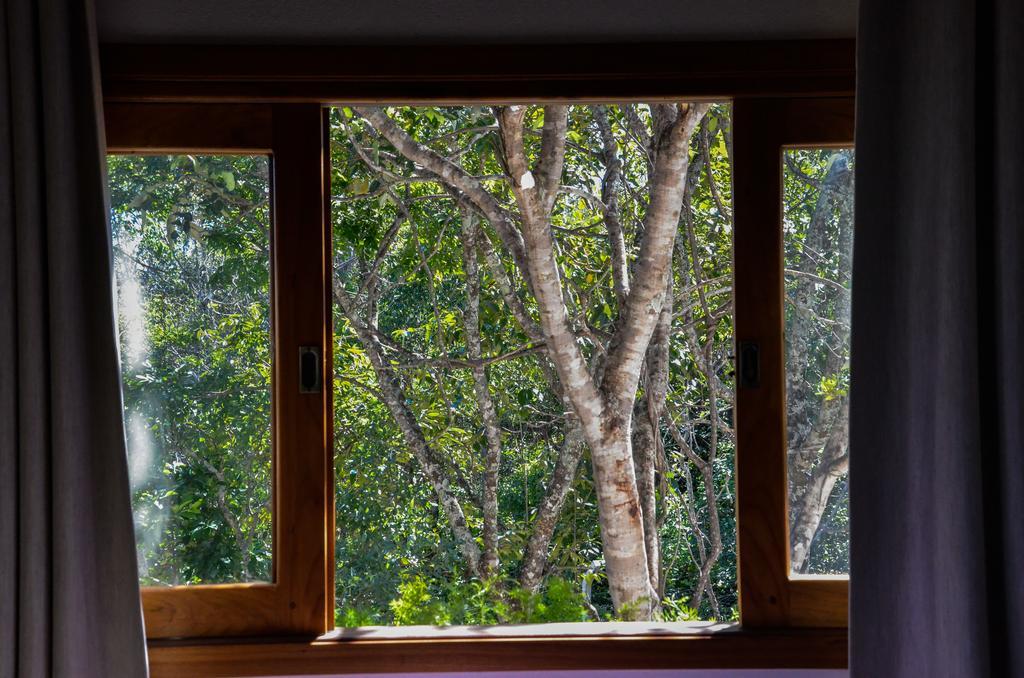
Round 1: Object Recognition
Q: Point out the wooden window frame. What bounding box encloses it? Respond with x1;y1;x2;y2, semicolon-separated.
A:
101;40;854;674
106;103;334;639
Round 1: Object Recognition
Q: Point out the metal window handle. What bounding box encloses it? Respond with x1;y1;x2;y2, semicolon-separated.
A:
738;341;760;389
299;346;321;393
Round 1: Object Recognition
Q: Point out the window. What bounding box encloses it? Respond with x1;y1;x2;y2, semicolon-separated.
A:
329;103;736;625
102;39;854;675
733;98;853;627
783;147;854;576
111;153;273;586
106;103;331;638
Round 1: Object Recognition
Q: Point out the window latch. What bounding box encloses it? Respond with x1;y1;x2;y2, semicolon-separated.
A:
738;341;760;389
299;346;322;393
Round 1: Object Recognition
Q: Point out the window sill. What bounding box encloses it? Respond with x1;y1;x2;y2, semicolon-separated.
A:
320;620;733;641
148;623;848;677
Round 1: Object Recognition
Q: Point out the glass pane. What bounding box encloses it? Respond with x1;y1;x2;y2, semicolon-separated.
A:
783;148;854;575
109;154;273;585
330;104;736;624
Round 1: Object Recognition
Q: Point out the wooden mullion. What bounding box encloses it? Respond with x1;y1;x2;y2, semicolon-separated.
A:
270;103;331;636
733;97;791;627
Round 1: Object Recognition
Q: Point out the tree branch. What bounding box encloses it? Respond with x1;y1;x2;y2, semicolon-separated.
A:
602;103;709;413
353;106;530;276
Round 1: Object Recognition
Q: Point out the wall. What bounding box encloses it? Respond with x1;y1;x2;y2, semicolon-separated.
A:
95;0;857;45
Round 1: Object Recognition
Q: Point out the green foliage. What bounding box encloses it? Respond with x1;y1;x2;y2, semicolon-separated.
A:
507;577;591;624
818;368;850;402
110;154;272;585
368;576;591;627
389;577;452;626
659;597;701;622
336;606;382;628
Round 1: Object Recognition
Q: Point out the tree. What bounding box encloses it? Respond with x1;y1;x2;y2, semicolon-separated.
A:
110;154;273;585
783;149;854;574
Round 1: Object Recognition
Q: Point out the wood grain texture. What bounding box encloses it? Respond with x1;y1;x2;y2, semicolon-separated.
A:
147;627;848;676
732;98;853;628
270;103;332;637
733;97;791;627
789;577;849;627
140;585;282;639
99;40;854;103
104;103;272;151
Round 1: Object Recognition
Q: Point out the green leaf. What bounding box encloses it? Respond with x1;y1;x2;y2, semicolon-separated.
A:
217;171;236;191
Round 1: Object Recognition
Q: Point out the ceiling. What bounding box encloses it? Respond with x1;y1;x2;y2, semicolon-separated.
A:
95;0;857;45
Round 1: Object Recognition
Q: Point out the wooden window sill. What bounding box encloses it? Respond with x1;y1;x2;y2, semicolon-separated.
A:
148;623;848;676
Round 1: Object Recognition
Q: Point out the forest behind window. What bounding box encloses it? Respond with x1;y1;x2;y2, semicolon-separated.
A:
783;147;854;576
108;104;851;624
110;154;272;586
330;103;738;625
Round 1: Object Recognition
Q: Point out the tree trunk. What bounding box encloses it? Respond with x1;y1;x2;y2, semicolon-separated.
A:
631;269;674;596
594;105;630;307
458;208;503;577
518;423;586;592
785;157;852;459
789;409;849;572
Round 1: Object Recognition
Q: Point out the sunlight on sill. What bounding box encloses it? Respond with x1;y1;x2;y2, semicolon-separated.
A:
319;621;739;642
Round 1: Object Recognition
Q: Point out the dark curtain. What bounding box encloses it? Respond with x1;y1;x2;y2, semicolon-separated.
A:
0;0;149;676
851;1;1023;676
